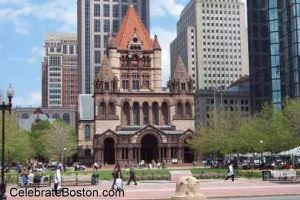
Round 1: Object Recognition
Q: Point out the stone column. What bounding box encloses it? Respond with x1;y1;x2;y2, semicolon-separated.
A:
130;106;134;126
138;148;141;162
182;104;186;119
149;106;153;125
159;105;163;126
140;107;143;126
158;146;161;162
167;147;172;162
129;148;133;162
115;148;119;163
178;148;182;163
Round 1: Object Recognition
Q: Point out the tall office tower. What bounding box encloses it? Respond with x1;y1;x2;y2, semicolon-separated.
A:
248;0;300;111
78;0;150;94
170;0;249;91
42;33;79;108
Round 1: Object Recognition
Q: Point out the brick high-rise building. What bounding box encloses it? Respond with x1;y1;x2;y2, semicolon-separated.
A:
42;33;79;108
77;0;150;94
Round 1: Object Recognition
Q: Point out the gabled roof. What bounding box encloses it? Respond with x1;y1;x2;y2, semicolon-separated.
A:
172;56;190;80
96;55;115;81
115;5;154;50
97;125;193;136
33;108;43;114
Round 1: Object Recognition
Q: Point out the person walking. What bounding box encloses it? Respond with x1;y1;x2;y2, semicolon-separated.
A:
225;160;235;182
20;166;29;187
127;166;137;186
111;163;122;189
54;164;62;192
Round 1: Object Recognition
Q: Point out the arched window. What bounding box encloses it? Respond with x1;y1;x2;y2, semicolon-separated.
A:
21;113;29;119
176;102;184;116
152;102;159;125
85;125;91;141
161;102;169;125
63;113;70;123
142;102;149;125
122;102;130;126
52;113;60;119
109;102;116;116
133;102;140;125
185;102;192;118
99;102;106;116
181;83;186;91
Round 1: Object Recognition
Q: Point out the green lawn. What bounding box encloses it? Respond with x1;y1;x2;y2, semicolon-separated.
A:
7;168;299;184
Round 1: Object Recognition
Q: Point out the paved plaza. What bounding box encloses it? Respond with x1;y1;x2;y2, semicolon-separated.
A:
6;178;300;200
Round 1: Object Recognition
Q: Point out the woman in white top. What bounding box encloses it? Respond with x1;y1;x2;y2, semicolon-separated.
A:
225;161;235;182
54;164;62;191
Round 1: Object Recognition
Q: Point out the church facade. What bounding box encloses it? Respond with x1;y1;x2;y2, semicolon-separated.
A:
78;6;198;165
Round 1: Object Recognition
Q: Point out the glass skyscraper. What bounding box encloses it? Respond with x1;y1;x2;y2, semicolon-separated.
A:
248;0;300;111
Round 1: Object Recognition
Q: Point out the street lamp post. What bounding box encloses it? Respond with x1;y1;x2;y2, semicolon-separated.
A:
0;84;14;200
260;140;264;169
61;147;67;170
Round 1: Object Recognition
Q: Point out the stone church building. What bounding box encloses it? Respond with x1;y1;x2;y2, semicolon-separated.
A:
78;6;197;165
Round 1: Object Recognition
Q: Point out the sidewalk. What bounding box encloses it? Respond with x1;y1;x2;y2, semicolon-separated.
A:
6;178;300;200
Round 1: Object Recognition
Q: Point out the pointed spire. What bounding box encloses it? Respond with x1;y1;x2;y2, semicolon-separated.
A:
96;54;115;81
153;35;161;50
172;55;190;81
115;5;153;50
102;54;109;67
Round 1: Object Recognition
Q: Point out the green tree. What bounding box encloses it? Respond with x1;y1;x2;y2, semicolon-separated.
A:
192;103;300;157
283;100;300;137
29;120;51;161
42;120;77;161
192;110;248;158
0;113;34;164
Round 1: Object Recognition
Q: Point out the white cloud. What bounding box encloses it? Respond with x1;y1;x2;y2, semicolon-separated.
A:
27;46;43;64
151;0;184;17
0;0;77;34
13;91;41;107
0;0;25;4
151;27;177;86
8;46;43;63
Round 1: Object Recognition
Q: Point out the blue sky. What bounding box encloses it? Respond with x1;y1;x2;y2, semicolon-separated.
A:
0;0;189;107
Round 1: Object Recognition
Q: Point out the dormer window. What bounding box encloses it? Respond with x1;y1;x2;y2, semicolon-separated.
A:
128;33;142;50
105;82;109;90
133;37;138;43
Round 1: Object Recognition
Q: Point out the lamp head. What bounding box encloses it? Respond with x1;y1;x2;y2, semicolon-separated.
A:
6;84;14;99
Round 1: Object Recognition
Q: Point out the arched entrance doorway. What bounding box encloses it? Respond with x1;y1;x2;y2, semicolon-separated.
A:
104;138;115;164
183;138;194;163
141;134;159;163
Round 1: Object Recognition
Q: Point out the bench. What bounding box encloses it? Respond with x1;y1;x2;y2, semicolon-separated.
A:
262;169;299;182
61;174;95;186
18;175;51;188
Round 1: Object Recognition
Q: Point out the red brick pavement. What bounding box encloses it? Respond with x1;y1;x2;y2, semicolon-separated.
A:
6;179;300;200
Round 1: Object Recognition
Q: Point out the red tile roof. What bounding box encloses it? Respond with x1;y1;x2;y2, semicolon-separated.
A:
115;5;155;50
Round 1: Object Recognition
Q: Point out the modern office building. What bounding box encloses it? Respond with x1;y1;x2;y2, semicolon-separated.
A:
170;0;249;91
195;76;250;126
42;33;79;108
77;0;150;94
248;0;300;111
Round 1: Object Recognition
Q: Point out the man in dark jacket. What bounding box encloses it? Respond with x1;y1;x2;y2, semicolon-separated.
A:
127;166;137;185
